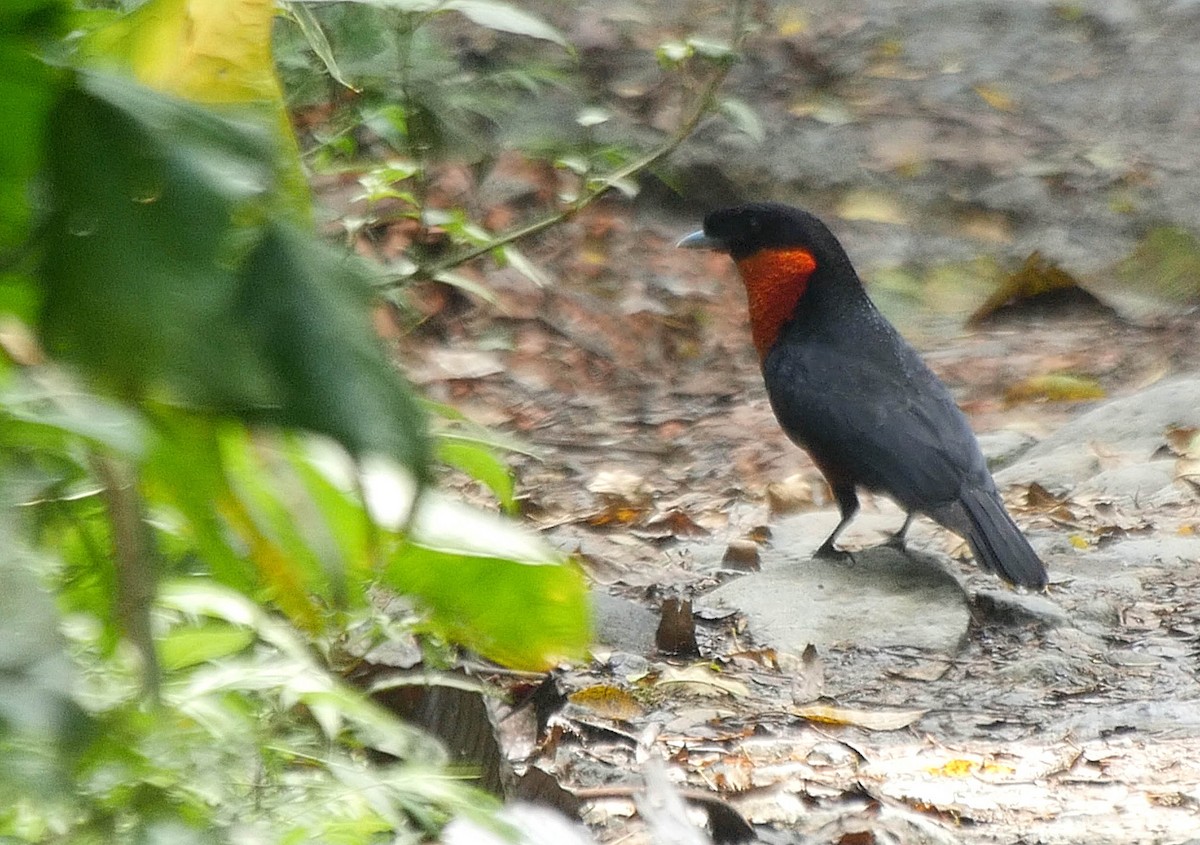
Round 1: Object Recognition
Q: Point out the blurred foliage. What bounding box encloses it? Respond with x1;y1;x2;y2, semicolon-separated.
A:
0;0;754;837
0;0;614;840
274;0;586;292
273;0;753;291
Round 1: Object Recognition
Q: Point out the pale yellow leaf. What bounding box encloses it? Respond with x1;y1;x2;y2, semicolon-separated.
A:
835;189;910;225
974;83;1016;112
656;664;750;698
791;702;925;731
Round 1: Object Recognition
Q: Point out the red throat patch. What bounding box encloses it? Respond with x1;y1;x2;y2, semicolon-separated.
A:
734;247;818;360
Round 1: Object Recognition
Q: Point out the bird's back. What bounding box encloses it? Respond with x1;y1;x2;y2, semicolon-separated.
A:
762;296;993;512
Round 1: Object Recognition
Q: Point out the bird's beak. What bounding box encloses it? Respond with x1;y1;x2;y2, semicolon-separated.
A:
676;230;729;252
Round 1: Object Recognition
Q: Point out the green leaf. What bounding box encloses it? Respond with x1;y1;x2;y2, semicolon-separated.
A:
441;0;570;48
0;0;68;255
39;73;429;477
386;494;590;670
216;428;340;614
142;415;259;595
499;244;550;287
304;447;588;669
576;107;611;128
686;37;734;61
233;221;430;475
0;513;90;788
160;580;444;762
423;399;541;458
656;40;691;68
284;435;377;585
437;437;515;513
157;622;256;671
0;369;148;457
432;270;499;304
39;73;276;401
158;579;314;658
324;0;443;12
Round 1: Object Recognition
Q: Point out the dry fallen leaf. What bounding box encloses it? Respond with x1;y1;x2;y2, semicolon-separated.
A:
835;189;911;225
1166;426;1200;485
1164;425;1199;456
1177;460;1200;487
587;469;652;507
568;685;644;721
586;505;646;527
968;251;1114;325
1022;482;1078;521
926;757;1016;778
791;702;926;731
0;318;43;365
635;508;709;540
414;348;505;383
1005;373;1106;405
835;832;877;845
721;539;761;571
791;644;826;705
973;83;1016;112
656;598;699;657
767;474;817;515
887;658;952;682
656;665;751;698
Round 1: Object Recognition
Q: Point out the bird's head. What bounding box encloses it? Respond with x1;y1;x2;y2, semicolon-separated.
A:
678;203;857;359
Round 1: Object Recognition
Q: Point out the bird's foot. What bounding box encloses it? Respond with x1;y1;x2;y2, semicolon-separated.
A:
814;541;854;562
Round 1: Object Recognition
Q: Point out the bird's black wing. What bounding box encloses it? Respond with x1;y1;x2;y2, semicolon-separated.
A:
762;336;991;510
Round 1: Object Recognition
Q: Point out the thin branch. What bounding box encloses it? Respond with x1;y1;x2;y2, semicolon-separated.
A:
389;0;752;287
91;454;161;703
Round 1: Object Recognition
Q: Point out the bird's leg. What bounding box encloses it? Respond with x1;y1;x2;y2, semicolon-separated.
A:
814;486;858;559
885;512;915;550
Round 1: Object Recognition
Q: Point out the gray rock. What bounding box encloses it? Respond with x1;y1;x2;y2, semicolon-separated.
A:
1062;700;1200;736
976;429;1037;469
1084;535;1200;569
992;449;1101;493
590;591;659;656
973;589;1070;629
1044;626;1108;657
994;379;1200;495
1072;461;1177;501
1021;379;1200;461
696;514;971;653
995;653;1080;685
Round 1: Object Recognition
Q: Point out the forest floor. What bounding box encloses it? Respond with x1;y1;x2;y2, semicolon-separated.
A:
327;2;1200;840
391;194;1200;845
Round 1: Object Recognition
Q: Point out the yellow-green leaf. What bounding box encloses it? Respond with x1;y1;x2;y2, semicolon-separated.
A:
158;622;256;671
80;0;309;218
1005;374;1105;405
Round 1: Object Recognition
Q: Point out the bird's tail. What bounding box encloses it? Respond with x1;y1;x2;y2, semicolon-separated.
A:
951;487;1048;589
